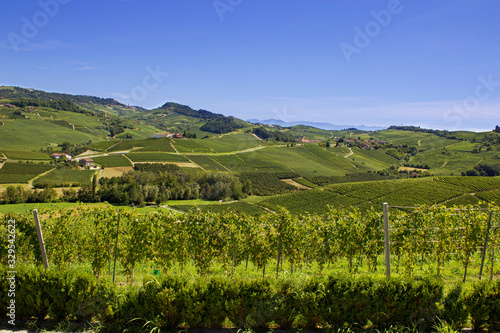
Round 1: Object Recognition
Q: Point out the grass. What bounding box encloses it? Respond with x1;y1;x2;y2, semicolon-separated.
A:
0;162;54;183
32;168;97;188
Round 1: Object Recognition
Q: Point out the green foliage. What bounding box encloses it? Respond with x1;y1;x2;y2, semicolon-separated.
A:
200;117;246;134
1;204;500;330
464;281;500;331
159;102;222;119
98;169;248;205
252;126;297;142
463;163;500;177
0;265;453;331
0;86;123;108
438;285;468;330
10;98;87;114
0;265;115;322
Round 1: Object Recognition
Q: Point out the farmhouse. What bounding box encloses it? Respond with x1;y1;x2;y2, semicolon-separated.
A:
153;132;184;139
79;158;94;167
153;132;174;139
300;136;322;143
51;153;72;160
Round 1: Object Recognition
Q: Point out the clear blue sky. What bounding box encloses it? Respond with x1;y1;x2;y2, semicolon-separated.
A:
1;0;500;131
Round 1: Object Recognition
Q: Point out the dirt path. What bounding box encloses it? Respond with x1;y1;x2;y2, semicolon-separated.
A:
28;168;56;188
211;156;231;172
281;178;311;190
123;154;134;165
344;147;354;158
184;155;205;170
161;205;186;214
251;133;263;140
99;166;133;178
170;142;179;153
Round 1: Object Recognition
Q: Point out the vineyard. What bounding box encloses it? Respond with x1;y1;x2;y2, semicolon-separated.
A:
126;152;189;163
238;172;299;195
3;200;500;331
260;177;500;215
3;204;499;282
32;169;97;188
0;149;51;160
0;162;53;183
187;155;227;171
92;154;133;167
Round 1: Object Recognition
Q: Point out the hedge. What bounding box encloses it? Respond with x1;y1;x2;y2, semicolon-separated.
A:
1;266;500;331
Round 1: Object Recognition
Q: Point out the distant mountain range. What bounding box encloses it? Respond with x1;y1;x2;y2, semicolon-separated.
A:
247;119;386;131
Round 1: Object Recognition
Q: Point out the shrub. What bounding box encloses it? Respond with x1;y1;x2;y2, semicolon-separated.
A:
464;281;500;331
0;265;115;321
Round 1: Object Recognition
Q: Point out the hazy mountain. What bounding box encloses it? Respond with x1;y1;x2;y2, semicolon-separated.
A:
247;118;386;131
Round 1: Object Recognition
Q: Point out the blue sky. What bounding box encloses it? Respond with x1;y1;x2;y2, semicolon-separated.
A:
1;0;500;131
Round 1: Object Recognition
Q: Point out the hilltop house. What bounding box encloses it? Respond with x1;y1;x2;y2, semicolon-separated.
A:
153;132;174;139
51;153;72;160
79;158;94;167
153;132;184;139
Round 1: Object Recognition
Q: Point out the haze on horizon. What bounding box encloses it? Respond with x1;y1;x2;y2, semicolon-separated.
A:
1;0;499;132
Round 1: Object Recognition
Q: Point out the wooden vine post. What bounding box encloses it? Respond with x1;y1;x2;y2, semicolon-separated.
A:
33;209;49;269
383;203;391;278
479;211;492;280
112;210;121;283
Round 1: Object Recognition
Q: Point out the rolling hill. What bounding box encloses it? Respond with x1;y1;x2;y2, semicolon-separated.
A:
1;86;500;215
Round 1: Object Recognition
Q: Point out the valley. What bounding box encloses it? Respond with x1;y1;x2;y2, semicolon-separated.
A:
1;86;500;215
